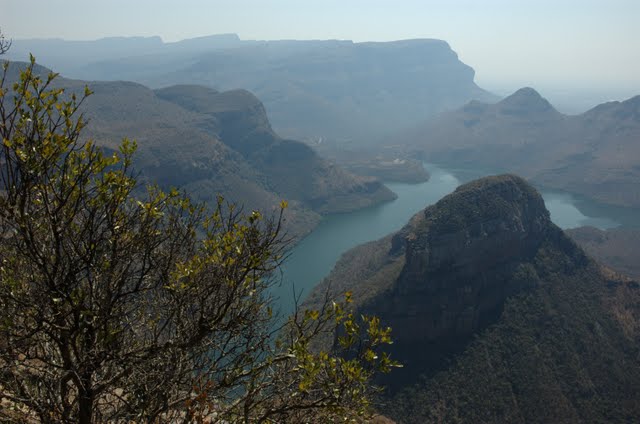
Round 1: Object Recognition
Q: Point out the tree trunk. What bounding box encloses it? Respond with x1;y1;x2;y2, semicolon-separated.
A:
78;383;94;424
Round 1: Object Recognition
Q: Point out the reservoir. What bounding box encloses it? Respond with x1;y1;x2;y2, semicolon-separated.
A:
273;163;638;314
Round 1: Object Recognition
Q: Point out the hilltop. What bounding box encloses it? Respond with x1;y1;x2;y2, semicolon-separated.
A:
307;175;640;423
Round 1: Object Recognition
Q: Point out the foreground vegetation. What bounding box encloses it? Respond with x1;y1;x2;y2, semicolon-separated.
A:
0;57;397;423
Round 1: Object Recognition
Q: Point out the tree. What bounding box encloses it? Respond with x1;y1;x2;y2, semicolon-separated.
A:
0;28;10;55
0;58;397;423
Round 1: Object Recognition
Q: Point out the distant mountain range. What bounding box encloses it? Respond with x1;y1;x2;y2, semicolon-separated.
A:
7;35;640;424
4;62;395;237
307;175;640;423
6;35;496;142
401;88;640;208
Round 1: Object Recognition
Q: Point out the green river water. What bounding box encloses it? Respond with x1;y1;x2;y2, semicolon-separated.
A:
273;164;638;315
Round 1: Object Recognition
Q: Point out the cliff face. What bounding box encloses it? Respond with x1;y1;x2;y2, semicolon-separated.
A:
385;176;553;340
365;175;581;390
167;38;496;141
154;84;396;214
8;36;497;141
311;174;640;422
155;85;275;158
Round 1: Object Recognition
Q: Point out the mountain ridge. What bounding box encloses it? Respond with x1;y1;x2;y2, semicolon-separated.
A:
3;61;395;236
6;35;497;141
402;88;640;208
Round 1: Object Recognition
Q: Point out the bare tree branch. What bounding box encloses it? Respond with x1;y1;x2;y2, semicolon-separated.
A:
0;28;10;55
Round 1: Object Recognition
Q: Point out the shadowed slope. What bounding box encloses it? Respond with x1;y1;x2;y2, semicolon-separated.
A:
308;175;640;423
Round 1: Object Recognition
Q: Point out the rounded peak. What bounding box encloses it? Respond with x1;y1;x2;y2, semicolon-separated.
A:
447;174;545;213
498;87;557;116
453;174;533;195
420;174;551;235
502;87;544;103
511;86;543;98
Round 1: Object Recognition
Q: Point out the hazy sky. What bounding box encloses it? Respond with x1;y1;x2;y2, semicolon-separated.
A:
3;0;639;107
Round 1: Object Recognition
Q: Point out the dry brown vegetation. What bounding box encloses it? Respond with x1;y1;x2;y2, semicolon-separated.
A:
567;226;640;280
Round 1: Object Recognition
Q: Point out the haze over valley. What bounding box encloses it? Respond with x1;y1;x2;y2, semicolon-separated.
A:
6;35;495;142
2;1;640;422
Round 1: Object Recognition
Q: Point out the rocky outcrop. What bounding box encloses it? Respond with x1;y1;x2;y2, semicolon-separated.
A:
388;176;551;336
362;175;582;390
155;86;275;157
154;83;396;214
312;174;640;422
